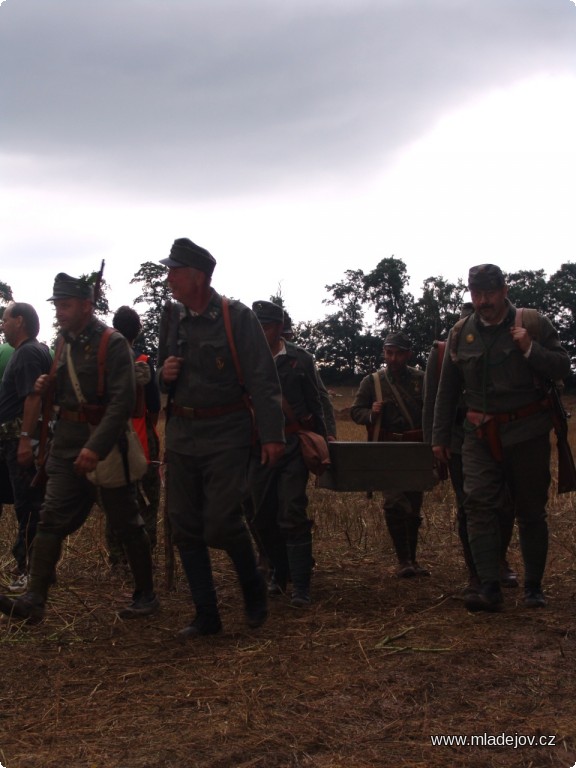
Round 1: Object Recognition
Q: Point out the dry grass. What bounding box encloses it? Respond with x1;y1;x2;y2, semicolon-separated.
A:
1;390;576;768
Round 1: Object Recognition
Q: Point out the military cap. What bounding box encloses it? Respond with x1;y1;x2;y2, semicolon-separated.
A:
47;273;94;301
383;331;411;350
468;264;505;291
252;300;285;324
160;238;216;276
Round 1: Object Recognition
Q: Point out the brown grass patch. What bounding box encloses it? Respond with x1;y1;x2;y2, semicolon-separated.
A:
1;392;575;767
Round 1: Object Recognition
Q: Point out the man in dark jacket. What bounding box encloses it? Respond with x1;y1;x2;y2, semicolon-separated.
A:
432;264;570;612
0;303;52;591
250;300;327;607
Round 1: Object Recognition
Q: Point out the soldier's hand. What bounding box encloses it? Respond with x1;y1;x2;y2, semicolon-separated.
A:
260;442;285;466
34;374;50;396
432;445;451;464
371;401;384;414
161;356;184;384
510;325;532;354
73;447;100;475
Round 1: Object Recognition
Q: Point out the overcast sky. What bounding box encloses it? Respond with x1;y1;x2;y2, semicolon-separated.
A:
1;0;576;343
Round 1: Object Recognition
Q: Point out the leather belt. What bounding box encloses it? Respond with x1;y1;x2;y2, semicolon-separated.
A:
467;398;550;428
171;400;248;420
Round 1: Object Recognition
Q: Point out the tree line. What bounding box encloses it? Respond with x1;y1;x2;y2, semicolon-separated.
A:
2;259;576;384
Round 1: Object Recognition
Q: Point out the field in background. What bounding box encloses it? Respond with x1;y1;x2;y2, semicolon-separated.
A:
0;389;575;767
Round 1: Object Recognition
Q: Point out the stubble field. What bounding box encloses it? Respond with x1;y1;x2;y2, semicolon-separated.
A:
1;388;575;768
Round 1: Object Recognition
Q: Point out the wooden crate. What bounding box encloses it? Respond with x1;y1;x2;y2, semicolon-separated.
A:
318;441;437;492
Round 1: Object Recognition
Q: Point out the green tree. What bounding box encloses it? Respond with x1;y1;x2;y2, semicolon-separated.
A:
548;263;576;367
362;257;413;331
0;281;14;324
505;269;551;315
409;276;466;365
130;262;172;356
320;269;369;378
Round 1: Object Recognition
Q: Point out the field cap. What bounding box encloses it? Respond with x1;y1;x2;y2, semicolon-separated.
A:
252;300;284;324
47;273;94;301
160;238;216;276
468;264;505;291
383;331;411;350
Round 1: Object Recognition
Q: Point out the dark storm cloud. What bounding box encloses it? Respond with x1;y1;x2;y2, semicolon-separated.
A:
1;0;575;197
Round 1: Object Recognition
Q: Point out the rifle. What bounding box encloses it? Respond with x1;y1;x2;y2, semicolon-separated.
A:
93;259;105;308
161;301;179;590
547;380;576;494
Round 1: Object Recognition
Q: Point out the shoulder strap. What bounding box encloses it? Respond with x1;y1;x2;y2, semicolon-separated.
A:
97;327;115;399
221;297;244;386
370;372;383;442
221;297;256;441
435;340;446;380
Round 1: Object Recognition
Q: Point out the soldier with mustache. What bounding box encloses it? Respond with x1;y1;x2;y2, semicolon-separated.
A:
432;264;570;612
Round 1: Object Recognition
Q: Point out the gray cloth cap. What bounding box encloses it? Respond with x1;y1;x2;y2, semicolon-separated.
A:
160;238;216;276
252;300;284;324
383;331;411;350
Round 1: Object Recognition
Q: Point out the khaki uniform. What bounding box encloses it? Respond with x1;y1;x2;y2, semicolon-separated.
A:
158;292;285;548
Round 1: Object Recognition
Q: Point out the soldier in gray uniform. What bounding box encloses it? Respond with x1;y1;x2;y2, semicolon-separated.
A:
250;300;327;607
432;264;570;612
158;238;285;639
351;331;429;578
0;274;158;624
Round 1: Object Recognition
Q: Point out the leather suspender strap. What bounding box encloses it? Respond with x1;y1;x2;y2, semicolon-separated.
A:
97;327;115;399
383;369;416;430
221;297;244;385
